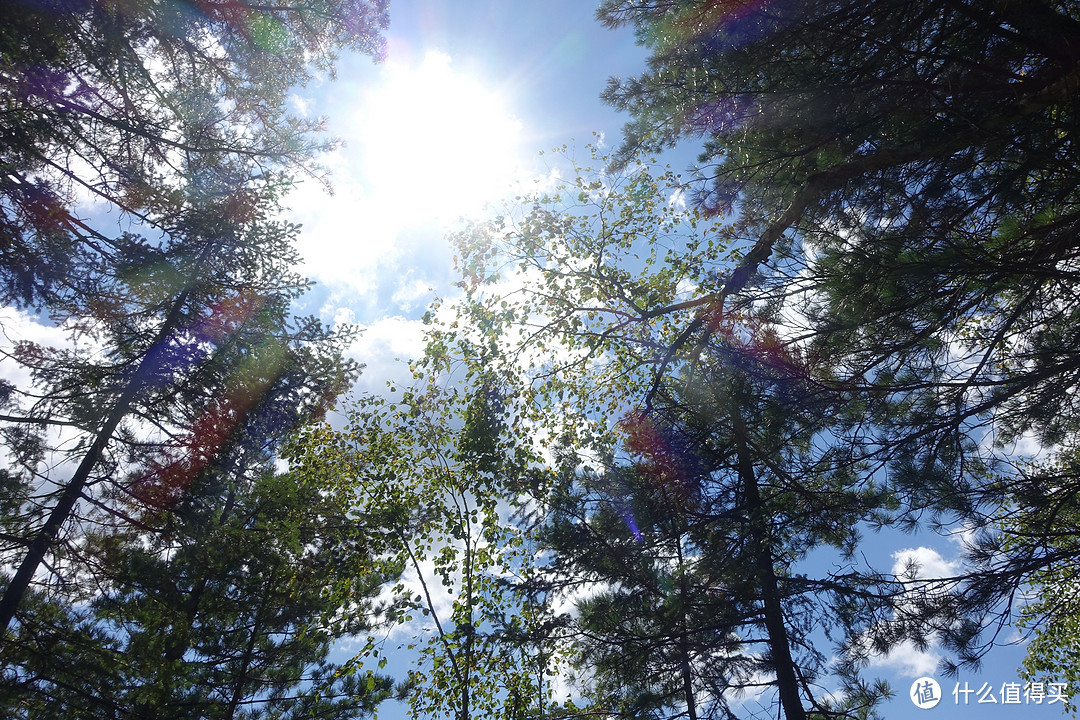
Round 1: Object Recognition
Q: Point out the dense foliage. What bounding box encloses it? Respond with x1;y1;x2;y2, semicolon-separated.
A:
595;0;1080;469
449;154;908;720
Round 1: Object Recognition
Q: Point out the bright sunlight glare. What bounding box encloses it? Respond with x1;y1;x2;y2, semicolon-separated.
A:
358;51;524;224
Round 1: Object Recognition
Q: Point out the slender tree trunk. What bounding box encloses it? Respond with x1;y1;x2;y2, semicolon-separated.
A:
460;498;474;720
0;259;209;637
163;480;239;664
674;537;698;720
731;405;807;720
225;609;264;720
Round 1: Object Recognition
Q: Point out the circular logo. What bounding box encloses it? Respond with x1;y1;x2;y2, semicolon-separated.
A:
910;676;942;709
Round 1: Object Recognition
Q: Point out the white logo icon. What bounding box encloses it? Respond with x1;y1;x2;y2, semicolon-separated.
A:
911;677;942;709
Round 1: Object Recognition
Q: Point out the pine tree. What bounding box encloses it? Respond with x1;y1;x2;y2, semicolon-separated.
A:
538;346;901;720
0;0;386;308
591;0;1080;666
2;462;393;719
591;0;1080;460
0;0;386;632
0;0;388;713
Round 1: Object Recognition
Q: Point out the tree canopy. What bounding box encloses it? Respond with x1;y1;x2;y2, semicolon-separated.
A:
1;0;387;307
595;0;1080;456
589;0;1080;687
4;0;1080;718
291;325;566;720
0;0;390;715
449;151;916;719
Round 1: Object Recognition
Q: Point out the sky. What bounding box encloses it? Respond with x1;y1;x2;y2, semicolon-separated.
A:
270;2;1061;718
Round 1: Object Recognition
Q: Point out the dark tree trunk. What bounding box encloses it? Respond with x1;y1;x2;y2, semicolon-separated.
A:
732;405;807;720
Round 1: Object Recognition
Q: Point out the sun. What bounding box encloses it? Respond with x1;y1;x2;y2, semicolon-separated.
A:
357;51;524;224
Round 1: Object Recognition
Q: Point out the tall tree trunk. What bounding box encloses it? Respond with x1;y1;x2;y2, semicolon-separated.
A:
225;609;265;720
459;500;474;720
0;251;211;636
674;537;698;720
731;405;807;720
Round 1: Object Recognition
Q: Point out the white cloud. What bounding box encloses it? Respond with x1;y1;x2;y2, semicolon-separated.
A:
891;546;960;581
868;639;941;678
390;272;433;312
946;522;981;555
852;545;962;681
668;187;687;209
289;93;311;118
550;579;607;619
675;277;698;302
729;670;775;709
348;315;428;396
529;166;564;194
997;429;1046;459
287;168;399;294
816;687;848;707
0;308;74;392
332;305;356;328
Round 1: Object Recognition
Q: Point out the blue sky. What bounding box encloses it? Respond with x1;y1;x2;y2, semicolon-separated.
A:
284;2;1070;718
